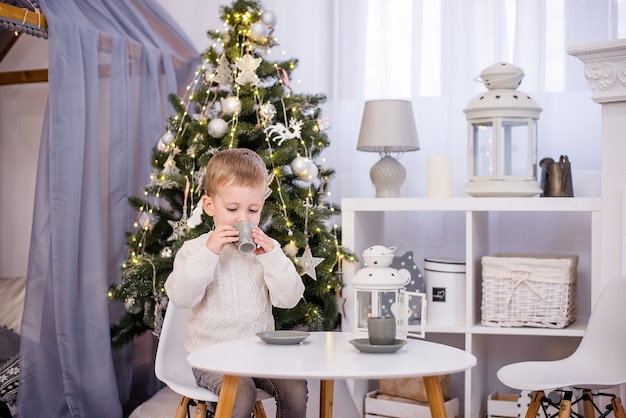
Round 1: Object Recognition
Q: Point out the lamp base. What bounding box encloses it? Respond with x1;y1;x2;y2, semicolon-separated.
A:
370;155;406;198
464;180;542;197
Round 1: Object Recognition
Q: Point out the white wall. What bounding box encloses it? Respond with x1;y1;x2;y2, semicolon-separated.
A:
0;35;48;278
157;0;602;198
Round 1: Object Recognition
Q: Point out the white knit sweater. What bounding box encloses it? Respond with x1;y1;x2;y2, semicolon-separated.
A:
164;232;305;353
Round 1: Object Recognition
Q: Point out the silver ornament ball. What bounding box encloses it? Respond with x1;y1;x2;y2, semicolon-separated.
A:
208;118;228;138
160;246;173;258
291;155;309;177
283;242;298;257
259;103;276;122
160;130;175;145
249;22;269;42
262;10;277;28
300;161;319;182
125;297;142;314
317;116;331;131
302;106;316;118
138;212;154;230
221;96;242;116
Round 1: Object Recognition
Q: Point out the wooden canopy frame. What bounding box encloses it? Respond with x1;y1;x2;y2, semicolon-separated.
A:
0;2;194;86
0;2;47;28
0;2;48;85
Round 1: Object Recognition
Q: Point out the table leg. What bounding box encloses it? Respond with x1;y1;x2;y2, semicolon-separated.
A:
214;374;240;418
423;375;447;418
319;379;335;418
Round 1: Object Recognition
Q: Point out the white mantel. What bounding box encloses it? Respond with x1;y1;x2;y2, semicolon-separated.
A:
569;38;626;287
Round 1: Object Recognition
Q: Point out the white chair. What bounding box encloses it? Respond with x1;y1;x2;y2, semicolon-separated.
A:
497;276;626;418
155;300;272;418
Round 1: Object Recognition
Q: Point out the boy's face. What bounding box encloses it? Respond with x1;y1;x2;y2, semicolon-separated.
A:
201;183;265;227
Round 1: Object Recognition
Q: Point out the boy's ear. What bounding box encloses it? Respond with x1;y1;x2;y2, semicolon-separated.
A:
201;195;214;216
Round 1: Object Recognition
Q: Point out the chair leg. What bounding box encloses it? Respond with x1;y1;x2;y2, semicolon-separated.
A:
194;401;208;417
611;397;626;418
253;400;268;418
175;396;191;418
526;390;545;418
583;389;596;418
558;391;573;418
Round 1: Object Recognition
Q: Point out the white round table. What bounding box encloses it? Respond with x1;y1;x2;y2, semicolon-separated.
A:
187;331;476;418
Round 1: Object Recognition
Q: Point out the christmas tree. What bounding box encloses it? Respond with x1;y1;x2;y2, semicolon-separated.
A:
108;0;354;348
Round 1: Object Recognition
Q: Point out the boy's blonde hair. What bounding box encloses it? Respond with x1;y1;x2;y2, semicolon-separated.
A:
204;148;268;196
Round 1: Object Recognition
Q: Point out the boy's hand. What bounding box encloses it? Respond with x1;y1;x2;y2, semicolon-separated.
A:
252;227;274;255
205;225;238;254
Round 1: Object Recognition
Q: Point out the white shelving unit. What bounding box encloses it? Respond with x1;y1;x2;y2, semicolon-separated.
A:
340;197;602;418
339;38;626;418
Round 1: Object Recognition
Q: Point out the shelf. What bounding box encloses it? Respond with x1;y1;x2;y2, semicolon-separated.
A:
469;321;586;337
341;197;601;212
425;324;469;334
422;322;587;337
340;196;599;418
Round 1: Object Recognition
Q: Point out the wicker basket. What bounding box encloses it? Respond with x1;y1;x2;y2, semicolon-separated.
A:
481;254;578;328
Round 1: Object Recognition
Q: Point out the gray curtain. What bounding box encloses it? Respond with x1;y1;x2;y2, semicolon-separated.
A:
18;0;199;416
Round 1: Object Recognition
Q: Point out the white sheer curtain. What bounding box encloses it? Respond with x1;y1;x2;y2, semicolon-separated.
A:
18;1;198;416
159;0;622;188
159;0;620;203
323;0;616;202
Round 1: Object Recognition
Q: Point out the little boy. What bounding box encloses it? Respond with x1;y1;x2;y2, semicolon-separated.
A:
165;148;307;417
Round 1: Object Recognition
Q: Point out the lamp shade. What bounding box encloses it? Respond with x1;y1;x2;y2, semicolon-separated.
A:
357;100;420;152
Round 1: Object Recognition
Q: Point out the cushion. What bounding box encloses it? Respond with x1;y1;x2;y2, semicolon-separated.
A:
0;277;25;333
0;355;19;404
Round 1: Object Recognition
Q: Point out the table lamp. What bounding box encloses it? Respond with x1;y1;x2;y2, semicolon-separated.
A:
357;100;420;197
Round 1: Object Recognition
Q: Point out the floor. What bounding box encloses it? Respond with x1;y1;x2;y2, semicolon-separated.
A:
129;379;362;418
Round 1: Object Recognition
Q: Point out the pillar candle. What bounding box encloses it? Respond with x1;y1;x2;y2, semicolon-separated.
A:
427;155;452;198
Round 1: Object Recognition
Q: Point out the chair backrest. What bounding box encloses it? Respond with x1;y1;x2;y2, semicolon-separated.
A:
155;300;190;380
154;300;219;400
570;276;626;384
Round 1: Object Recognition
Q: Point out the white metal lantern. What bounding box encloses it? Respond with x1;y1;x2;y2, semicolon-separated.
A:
464;63;543;197
351;245;426;339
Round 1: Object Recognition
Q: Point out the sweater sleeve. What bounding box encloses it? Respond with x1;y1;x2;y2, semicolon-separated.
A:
164;233;218;308
257;240;305;309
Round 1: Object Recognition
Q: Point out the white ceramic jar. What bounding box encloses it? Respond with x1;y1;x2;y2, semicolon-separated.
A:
424;258;466;326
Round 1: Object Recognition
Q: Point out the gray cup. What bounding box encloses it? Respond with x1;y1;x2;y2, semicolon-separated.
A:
367;316;396;345
234;220;256;253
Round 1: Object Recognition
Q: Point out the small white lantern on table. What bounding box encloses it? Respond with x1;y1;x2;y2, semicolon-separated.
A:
464;62;543;197
351;245;427;340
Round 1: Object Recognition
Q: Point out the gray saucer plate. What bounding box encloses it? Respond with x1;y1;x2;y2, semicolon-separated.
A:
349;338;407;353
257;330;310;345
